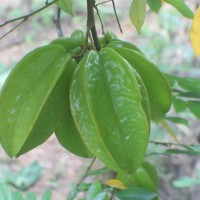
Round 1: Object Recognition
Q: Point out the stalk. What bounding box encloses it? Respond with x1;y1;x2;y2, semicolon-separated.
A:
87;0;101;51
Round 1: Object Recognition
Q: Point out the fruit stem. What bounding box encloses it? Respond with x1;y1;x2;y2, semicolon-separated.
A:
87;0;101;51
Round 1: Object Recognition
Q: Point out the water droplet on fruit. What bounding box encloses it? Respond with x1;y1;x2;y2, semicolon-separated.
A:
125;136;130;141
15;95;21;101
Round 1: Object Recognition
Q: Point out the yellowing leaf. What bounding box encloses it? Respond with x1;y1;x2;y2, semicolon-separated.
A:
105;179;127;189
190;7;200;57
161;119;179;143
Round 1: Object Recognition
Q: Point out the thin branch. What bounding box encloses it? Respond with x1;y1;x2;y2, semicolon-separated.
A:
0;19;26;40
96;0;112;7
53;6;64;37
77;157;96;188
111;0;123;33
0;0;59;28
94;4;106;35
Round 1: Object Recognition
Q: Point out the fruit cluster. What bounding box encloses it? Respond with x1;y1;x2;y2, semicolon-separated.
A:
0;30;171;177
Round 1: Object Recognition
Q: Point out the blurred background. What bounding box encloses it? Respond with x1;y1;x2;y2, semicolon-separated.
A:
0;0;200;199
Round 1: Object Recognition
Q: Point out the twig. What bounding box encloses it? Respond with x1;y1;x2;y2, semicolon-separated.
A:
96;0;112;7
77;157;96;188
111;0;122;33
53;6;64;37
94;4;106;35
0;19;26;40
0;0;59;28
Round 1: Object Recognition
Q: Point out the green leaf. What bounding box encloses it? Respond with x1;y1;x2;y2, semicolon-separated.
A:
164;73;176;87
164;0;194;19
24;192;36;200
116;187;157;200
56;0;73;15
86;182;103;200
0;45;74;157
188;145;200;153
165;116;189;126
165;145;200;156
12;191;23;200
172;98;187;113
147;0;162;13
165;149;191;155
93;192;109;200
129;0;146;32
67;188;79;200
177;76;200;93
188;101;200;119
173;176;200;188
177;91;200;99
0;183;12;200
41;189;52;200
165;74;200;93
12;161;43;191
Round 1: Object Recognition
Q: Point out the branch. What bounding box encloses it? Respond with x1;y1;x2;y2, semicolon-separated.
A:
0;19;26;40
95;0;112;7
87;0;101;51
94;4;106;35
95;0;122;34
53;6;64;37
111;0;122;33
0;0;59;28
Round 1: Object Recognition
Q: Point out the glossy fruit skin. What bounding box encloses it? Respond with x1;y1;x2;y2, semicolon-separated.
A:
50;31;85;58
107;45;172;120
70;29;85;47
51;37;78;53
98;31;143;54
56;110;93;158
98;31;117;48
117;161;158;199
55;107;93;158
0;45;75;156
70;47;149;173
133;69;151;127
134;162;158;193
108;39;144;55
51;36;92;157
